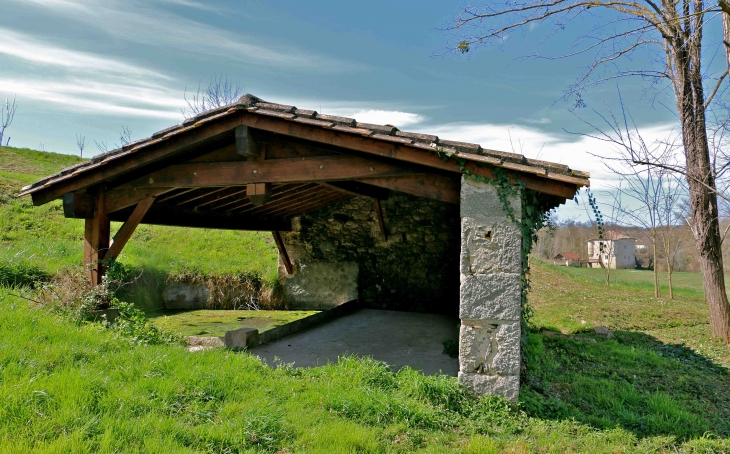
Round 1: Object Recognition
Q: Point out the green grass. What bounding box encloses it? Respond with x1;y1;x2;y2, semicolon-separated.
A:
148;309;319;338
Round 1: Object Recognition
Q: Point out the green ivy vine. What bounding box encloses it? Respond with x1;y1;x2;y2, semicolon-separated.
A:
436;148;554;334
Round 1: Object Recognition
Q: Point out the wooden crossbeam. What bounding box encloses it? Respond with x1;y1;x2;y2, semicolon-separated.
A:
104;187;175;214
239;112;580;199
222;183;311;213
354;174;460;205
106;197;156;260
320;181;389;200
272;231;293;275
237;186;327;216
106;206;291;231
193;187;247;209
262;191;345;217
115;155;418;190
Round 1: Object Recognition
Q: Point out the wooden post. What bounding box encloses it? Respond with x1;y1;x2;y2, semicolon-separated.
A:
374;199;387;241
272;231;293;275
83;191;110;285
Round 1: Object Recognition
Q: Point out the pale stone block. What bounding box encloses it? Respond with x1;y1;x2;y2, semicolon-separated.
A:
163;283;210;310
460;218;521;275
460;177;521;222
225;327;260;350
283;262;359;310
459;273;521;321
458;372;519;402
459;321;520;375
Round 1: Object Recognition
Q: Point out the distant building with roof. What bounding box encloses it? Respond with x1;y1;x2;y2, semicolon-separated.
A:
552;252;581;267
587;233;635;269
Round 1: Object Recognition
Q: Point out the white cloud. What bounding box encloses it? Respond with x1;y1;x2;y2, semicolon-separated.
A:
326;109;425;128
0;27;170;81
17;0;360;72
523;117;551;124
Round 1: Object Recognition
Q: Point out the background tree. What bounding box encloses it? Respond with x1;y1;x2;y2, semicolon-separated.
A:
448;1;730;342
183;74;244;118
76;134;86;158
0;95;17;147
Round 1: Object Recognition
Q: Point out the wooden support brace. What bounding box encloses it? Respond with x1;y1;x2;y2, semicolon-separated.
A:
83;191;110;286
272;231;293;275
106;196;156;260
235;125;259;157
63;192;95;219
247;183;272;206
374;199;387;241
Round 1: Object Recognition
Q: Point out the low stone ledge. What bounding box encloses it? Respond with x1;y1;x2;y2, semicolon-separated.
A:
225;327;260;350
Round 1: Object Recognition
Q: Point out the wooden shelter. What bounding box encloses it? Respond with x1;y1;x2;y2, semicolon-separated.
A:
20;94;589;400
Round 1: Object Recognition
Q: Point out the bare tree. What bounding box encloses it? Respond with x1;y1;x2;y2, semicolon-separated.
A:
0;95;18;147
182;74;244;118
448;1;730;342
95;140;108;153
76;134;86;158
117;125;132;147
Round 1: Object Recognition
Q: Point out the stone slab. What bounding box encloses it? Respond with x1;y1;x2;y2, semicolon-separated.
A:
163;283;210;310
460;218;521;275
460;177;521;222
225;327;260;350
283;262;358;310
459;273;521;321
459;321;520;375
458;371;519;402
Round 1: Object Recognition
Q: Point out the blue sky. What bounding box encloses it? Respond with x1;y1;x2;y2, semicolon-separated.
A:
1;0;724;219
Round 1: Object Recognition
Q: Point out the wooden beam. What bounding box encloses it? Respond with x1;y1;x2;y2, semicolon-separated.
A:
63;192;94;219
116;155;418;190
272;231;293;275
193;187;247;209
84;191;110;286
28;114;243;206
240;112;580;199
155;188;197;203
222;183;312;213
355;174;460;205
247;183;272;206
235;125;259;157
107;205;292;231
374;199;387;241
106;197;156;260
104;187;175;214
262;191;345;218
175;187;227;205
236;186;326;216
320;181;390;200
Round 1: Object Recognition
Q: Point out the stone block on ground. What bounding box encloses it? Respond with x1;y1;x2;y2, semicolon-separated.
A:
458;371;519;402
224;327;260;350
283;262;358;310
163;283;210;310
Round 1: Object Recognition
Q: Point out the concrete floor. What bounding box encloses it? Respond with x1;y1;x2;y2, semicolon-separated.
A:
250;309;459;376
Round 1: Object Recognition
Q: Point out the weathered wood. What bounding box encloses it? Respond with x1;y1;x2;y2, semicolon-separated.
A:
374;199;387;241
193;187;247;209
240;112;580;199
320;181;390;200
247;183;272;206
272;231;293;275
155;188;197;203
84;191;110;286
237;186;327;216
176;187;227;205
117;155;418;190
28;114;243;206
104;187;175;213
106;204;291;231
222;183;311;213
354;174;460;205
63;192;94;219
106;196;156;260
235;125;259;157
264;192;349;218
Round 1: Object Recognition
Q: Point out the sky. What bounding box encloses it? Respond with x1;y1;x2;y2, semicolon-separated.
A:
1;0;726;220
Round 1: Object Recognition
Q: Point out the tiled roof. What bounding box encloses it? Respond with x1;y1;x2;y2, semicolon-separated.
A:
19;93;590;196
556;252;581;260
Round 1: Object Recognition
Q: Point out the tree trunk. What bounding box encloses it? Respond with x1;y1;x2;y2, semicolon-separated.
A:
653;236;659;297
675;43;730;342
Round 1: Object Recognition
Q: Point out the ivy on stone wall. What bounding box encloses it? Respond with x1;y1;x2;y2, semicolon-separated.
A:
436;149;554;330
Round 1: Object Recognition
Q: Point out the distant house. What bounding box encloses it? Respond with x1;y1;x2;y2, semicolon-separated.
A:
587;233;636;269
553;252;581;267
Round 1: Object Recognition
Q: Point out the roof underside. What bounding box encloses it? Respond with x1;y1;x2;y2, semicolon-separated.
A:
19;94;590;231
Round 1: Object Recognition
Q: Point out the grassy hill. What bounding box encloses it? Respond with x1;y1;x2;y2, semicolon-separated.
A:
1;146;729;452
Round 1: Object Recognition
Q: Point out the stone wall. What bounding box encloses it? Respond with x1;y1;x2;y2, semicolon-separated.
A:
457;178;522;402
279;191;460;315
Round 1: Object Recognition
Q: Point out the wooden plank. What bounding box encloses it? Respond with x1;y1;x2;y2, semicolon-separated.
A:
63;192;94;219
240;112;580;199
28;113;243;206
115;155;418;190
104;187;175;213
374;199;387;241
263;191;346;217
247;183;272;206
235;125;260;157
272;231;293;275
193;187;247;209
237;186;327;216
221;183;310;212
175;187;227;205
320;181;389;200
107;206;292;231
84;191;110;286
354;174;460;205
155;188;197;203
106;196;155;260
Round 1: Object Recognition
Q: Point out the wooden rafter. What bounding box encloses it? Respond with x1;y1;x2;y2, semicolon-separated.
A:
374;199;387;241
272;231;293;275
106;196;156;260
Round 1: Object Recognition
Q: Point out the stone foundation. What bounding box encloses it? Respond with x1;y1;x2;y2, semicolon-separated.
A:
458;178;522;401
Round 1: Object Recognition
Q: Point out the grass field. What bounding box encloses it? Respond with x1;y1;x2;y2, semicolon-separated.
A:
1;146;730;452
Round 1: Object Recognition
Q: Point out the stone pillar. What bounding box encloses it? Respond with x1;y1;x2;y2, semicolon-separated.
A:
458;177;522;402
